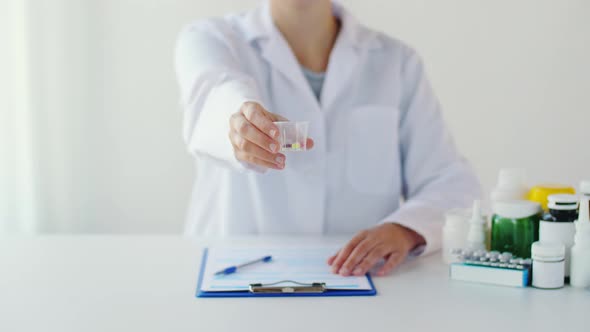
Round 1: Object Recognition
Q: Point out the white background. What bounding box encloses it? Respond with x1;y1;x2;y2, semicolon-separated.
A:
2;0;589;234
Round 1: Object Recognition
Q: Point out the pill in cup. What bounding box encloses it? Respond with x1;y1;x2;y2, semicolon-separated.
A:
273;121;309;152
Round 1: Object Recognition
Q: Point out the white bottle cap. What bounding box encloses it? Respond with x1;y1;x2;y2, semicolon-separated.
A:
493;200;541;219
547;194;579;210
496;168;526;190
532;241;565;262
580;180;590;195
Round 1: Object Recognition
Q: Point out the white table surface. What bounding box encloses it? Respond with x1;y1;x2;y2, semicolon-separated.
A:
0;235;587;332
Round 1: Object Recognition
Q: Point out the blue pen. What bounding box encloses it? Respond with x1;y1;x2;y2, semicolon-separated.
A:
214;255;273;276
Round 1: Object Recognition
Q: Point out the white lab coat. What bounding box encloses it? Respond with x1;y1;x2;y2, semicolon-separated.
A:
175;1;481;255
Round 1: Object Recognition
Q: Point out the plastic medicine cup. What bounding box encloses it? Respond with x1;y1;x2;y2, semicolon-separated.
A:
273;121;309;152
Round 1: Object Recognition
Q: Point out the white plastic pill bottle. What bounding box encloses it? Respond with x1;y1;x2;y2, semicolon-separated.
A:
532;242;565;289
539;194;578;278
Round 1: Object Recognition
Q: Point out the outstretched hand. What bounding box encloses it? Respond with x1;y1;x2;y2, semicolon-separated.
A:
327;223;425;277
229;102;314;170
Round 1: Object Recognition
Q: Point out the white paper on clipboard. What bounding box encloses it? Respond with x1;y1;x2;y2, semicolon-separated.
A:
200;247;373;292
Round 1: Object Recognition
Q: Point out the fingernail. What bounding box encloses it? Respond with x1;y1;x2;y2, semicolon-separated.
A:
339;268;350;276
269;129;277;138
275;156;284;164
269;143;277;152
353;267;363;275
277;163;284;169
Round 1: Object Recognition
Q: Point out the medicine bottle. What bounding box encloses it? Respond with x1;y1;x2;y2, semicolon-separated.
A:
531;241;565;289
580;180;590;198
442;208;471;264
466;200;487;251
570;198;590;288
491;200;541;258
539;194;578;278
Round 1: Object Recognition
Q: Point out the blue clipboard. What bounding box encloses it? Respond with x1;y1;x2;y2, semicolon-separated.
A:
196;248;377;298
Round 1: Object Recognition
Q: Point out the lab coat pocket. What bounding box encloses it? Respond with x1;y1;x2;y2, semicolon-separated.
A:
346;105;400;195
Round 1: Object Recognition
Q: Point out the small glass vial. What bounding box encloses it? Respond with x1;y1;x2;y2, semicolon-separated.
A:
531;241;565;289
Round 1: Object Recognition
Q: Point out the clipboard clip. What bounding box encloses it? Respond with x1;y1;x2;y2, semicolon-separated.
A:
249;280;327;294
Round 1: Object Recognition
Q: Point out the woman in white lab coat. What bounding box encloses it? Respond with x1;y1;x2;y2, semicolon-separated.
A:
175;0;480;276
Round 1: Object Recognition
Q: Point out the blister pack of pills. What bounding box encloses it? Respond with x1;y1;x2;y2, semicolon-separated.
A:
452;249;532;269
449;249;531;287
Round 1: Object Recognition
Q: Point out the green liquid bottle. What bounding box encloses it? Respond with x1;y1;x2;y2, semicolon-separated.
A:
491;200;541;258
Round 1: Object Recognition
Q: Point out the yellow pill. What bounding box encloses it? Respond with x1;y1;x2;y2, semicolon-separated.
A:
292;143;300;149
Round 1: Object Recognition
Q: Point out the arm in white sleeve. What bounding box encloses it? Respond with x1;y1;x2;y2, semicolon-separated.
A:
381;50;481;256
174;20;265;171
